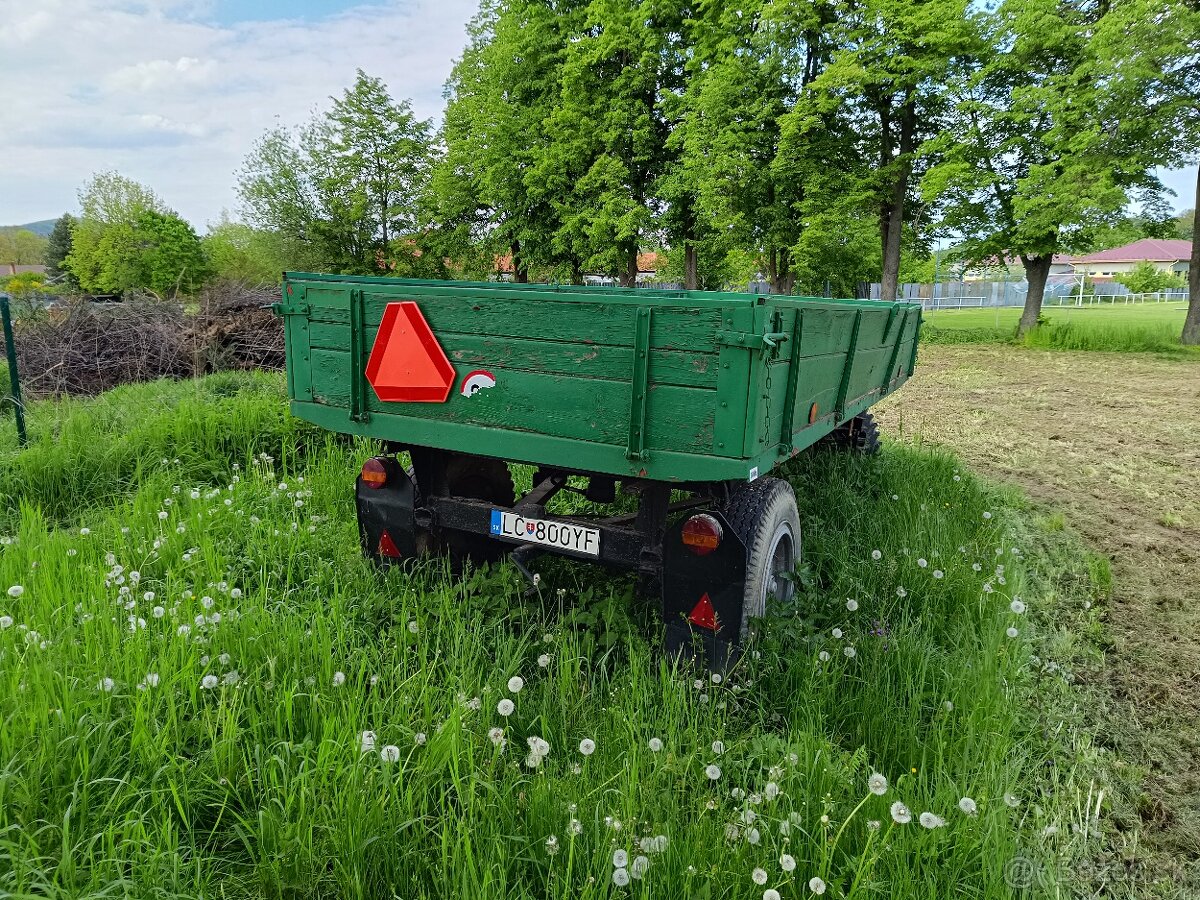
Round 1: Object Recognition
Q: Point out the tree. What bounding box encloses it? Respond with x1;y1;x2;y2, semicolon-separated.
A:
793;0;973;302
430;0;586;282
1087;0;1200;343
239;71;434;275
65;173;207;297
923;0;1166;335
0;228;48;265
44;214;77;285
1174;209;1195;241
532;0;684;285
678;0;828;295
203;215;289;284
1114;261;1187;294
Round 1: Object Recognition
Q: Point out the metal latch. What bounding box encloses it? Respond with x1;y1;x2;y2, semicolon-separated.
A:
716;329;790;351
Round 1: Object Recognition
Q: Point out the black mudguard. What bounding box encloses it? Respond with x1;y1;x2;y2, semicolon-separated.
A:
661;509;746;669
356;459;420;564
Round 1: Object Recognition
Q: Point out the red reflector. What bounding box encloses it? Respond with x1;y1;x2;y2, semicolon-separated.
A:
361;457;389;489
688;593;719;632
378;531;402;558
681;514;722;556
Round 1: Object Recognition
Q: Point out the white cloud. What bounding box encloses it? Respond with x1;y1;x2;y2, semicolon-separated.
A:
0;0;478;227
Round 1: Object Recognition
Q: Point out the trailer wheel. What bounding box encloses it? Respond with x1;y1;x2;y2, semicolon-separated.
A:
723;477;801;639
821;411;880;455
440;454;515;566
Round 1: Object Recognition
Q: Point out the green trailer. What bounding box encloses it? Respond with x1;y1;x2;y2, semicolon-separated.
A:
277;272;921;663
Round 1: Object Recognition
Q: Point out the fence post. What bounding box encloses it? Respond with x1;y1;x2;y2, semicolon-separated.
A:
0;294;28;447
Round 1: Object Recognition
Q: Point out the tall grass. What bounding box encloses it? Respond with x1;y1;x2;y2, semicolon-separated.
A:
0;377;1099;898
920;315;1195;354
1019;319;1188;353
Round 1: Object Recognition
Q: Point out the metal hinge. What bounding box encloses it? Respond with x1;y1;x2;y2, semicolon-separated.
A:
273;303;311;317
716;328;790;351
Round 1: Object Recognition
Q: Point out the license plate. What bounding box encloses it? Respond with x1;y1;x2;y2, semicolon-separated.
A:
490;510;601;557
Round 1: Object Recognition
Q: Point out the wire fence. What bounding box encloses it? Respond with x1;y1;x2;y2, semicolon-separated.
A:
862;279;1189;310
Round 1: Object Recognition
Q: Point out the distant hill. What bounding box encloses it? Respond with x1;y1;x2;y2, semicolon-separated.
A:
1;220;56;236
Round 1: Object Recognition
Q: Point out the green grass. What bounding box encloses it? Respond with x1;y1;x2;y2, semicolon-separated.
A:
921;303;1195;353
0;374;1104;898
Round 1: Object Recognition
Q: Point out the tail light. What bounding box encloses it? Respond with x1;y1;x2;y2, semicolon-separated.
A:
361;457;390;489
681;513;723;555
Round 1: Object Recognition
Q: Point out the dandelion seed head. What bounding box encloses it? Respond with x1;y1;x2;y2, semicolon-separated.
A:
613;849;628;868
868;772;888;795
7;585;23;599
201;674;219;690
919;811;946;829
712;740;725;755
537;653;551;667
958;797;977;816
631;855;650;879
1010;599;1026;614
648;737;663;752
497;699;515;716
1006;626;1019;638
780;853;796;872
380;745;400;763
488;727;505;747
831;628;843;639
414;732;427;746
808;876;827;894
890;801;912;824
612;868;629;887
1004;792;1020;808
871;549;882;560
705;764;721;780
360;731;376;753
332;671;346;687
846;598;858;611
843;646;856;658
764;891;781;900
752;867;768;886
579;738;596;756
507;675;524;693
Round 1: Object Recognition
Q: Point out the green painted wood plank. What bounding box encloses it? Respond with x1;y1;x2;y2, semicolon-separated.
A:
308;349;716;455
306;322;719;390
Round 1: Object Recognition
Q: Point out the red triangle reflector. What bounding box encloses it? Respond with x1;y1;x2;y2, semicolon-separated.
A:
378;531;402;558
688;593;719;632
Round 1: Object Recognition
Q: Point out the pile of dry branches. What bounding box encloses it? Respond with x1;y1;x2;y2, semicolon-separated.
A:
11;281;285;398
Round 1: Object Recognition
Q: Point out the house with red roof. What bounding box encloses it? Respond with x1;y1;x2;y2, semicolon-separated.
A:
1073;239;1192;281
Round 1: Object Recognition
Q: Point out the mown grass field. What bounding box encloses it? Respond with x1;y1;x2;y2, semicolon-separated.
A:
921;302;1195;353
0;373;1106;899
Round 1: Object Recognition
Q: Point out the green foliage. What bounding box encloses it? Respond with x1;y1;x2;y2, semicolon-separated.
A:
923;0;1191;327
63;173;208;297
0;271;51;299
0;227;48;265
238;70;435;276
44;214;76;284
1113;261;1187;294
202;217;288;285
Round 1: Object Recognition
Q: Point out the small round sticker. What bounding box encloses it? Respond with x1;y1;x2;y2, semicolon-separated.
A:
461;369;497;397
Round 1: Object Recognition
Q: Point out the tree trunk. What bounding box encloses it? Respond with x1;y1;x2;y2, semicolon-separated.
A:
879;103;915;303
1018;254;1053;336
510;241;529;283
1183;164;1200;346
684;243;698;290
766;248;795;295
618;247;638;288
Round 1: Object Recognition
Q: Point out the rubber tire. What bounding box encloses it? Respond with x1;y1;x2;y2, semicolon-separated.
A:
722;477;802;640
821;411;880;455
440;454;516;567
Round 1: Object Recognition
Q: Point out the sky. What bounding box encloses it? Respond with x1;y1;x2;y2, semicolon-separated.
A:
0;0;478;229
0;0;1194;231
